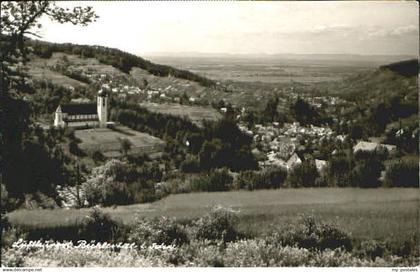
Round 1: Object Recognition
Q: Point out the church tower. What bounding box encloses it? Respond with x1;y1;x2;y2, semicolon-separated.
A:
54;106;65;127
97;85;109;128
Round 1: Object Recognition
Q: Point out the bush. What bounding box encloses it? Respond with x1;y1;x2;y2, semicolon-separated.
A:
1;248;26;267
351;154;383;188
276;215;352;252
385;159;419;187
180;155;200;173
91;150;105;163
235;166;287;190
190;169;233;192
287;162;319;188
326;154;354;187
194;206;242;243
127;180;158;203
83;179;131;206
156;178;192;196
78;208;120;242
1;183;9;213
233;170;255;190
129;216;189;247
82;160;138;206
259;166;287;189
358;240;387;260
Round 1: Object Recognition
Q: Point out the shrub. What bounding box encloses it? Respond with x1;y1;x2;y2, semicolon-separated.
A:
180;155;200;173
385;159;419;187
156;178;192;195
317;223;353;251
351;151;386;188
194;206;242;243
235;167;287;190
82;160;137;206
358;240;387;260
91;150;105;162
1;248;26;267
233;170;255;190
127;180;158;203
326;154;353;187
83;179;131;206
78;208;120;242
276;215;352;252
190;169;233;192
287;162;319;188
177;240;224;267
351;158;383;188
1;183;8;213
258;166;287;189
129;216;189;247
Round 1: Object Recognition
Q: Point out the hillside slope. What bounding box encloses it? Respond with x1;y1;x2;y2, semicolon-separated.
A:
317;59;418;103
24;40;227;121
29;39;216;87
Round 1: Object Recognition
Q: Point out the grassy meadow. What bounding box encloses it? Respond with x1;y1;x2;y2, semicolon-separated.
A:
7;188;419;244
74;126;165;157
140;102;222;127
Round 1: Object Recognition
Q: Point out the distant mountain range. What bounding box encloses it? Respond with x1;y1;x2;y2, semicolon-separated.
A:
144;52;418;65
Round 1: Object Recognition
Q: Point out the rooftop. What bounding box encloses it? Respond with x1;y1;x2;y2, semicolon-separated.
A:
59;103;97;115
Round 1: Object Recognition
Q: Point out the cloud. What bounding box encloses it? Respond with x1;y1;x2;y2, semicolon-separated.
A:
367;25;418;38
308;24;354;34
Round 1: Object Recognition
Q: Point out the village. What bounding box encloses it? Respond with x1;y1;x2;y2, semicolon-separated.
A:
238;118;398;176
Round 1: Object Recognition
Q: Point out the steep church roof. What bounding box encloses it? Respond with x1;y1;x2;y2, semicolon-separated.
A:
60;103;97;115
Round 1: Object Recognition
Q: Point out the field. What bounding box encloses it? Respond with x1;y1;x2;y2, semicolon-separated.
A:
146;56;380;83
26;57;88;89
74;126;165;157
140;102;223;127
7;188;418;243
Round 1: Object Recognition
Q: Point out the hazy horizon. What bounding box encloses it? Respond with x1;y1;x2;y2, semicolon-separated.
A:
142;51;418;58
38;1;419;57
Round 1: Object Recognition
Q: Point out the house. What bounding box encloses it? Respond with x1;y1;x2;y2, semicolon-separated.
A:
287;153;302;171
54;85;109;128
353;141;397;154
315;159;328;172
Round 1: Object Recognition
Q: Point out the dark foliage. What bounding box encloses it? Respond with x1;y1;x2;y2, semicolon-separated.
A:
77;208;121;242
277;215;353;252
290;97;322;126
234;166;287;190
112;100;257;172
129;216;189;246
351;151;384;188
190;168;233;192
380;59;419;77
287;162;319;188
194;207;243;243
385;159;419;187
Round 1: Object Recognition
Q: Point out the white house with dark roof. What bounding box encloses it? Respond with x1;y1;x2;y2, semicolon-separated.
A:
353;141;397;154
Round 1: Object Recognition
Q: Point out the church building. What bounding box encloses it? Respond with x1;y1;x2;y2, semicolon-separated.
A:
54;86;109;128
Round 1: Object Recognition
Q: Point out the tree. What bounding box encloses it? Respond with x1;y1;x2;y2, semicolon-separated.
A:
1;1;97;198
351;151;384;188
287;162;319;188
263;96;280;123
119;138;132;157
326;153;354;187
385;159;419;187
1;1;98;98
290;97;320;126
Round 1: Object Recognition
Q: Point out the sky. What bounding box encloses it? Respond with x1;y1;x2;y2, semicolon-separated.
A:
37;1;419;57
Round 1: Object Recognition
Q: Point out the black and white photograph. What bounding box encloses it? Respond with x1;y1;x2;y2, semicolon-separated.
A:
1;0;419;269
